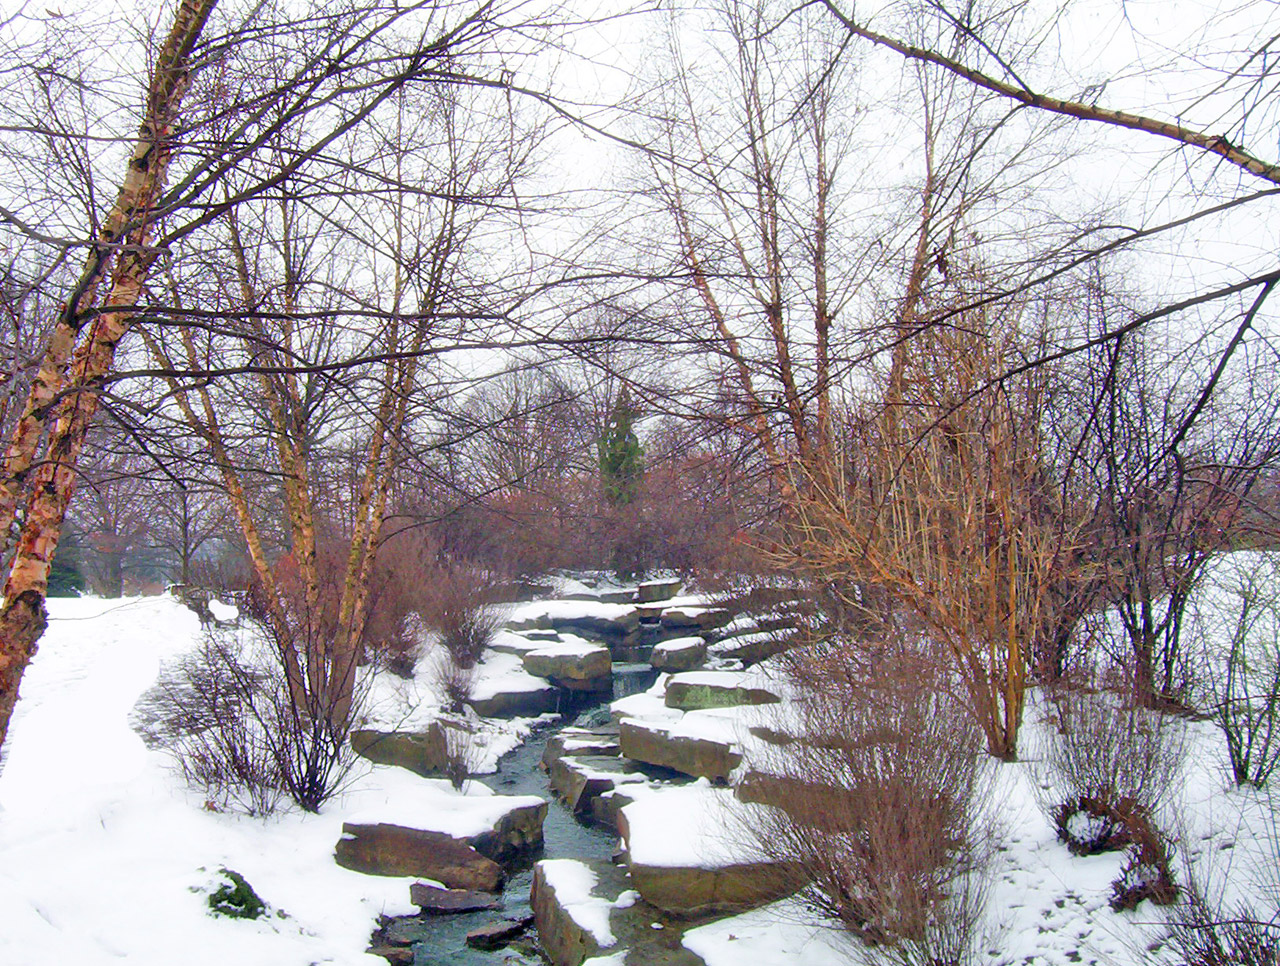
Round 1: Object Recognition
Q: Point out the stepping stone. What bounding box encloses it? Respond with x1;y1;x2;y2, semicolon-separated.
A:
542;725;621;770
531;860;618;966
410;882;501;914
660;606;731;632
618;786;804;918
709;628;799;665
466;915;535;949
335;823;504;891
549;754;650;815
637;578;683;603
524;641;613;692
349;719;473;777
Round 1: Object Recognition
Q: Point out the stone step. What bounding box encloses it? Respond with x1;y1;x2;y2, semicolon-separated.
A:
618;718;741;783
531;858;709;966
549;754;651;817
541;725;622;770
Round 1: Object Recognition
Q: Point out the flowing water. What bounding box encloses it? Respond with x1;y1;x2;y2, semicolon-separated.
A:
395;664;660;965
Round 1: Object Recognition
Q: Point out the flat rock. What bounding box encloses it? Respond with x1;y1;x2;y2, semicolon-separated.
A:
466;915;535;950
660;607;731;632
624;860;800;919
350;720;473;777
637;578;683;603
468;798;548;864
409;882;502;914
542;725;621;770
709;628;799;665
549;754;649;815
650;636;707;672
618;788;804;918
524;644;613;691
530;862;608;966
663;672;781;711
466;684;560;718
335;823;503;890
619;719;741;783
367;943;415;965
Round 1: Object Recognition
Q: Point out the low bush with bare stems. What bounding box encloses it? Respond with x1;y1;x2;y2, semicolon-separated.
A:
1188;551;1280;788
419;563;507;672
745;636;995;965
140;627;368;815
1035;677;1185;909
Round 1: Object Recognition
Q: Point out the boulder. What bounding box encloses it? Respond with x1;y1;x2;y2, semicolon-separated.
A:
623;859;800;918
466;684;559;718
367;943;414;965
541;725;621;770
618;788;805;918
468;799;547;864
663;673;781;712
660;607;732;632
409;882;501;914
466;916;535;950
349;720;473;778
523;644;613;692
650;636;707;672
335;823;503;891
530;861;613;966
550;610;642;640
710;628;799;665
506;612;554;632
549;754;649;815
619;719;741;783
637;578;683;603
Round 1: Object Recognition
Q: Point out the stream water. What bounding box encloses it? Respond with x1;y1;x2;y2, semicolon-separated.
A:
397;663;660;966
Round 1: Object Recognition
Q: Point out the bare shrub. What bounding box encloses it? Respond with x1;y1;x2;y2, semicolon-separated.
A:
749;636;994;964
1036;678;1184;909
151;627;366;814
419;563;506;671
442;718;481;792
434;654;477;715
1037;679;1186;849
1188;552;1280;787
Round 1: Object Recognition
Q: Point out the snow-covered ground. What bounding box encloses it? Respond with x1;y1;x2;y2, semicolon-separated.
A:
1;560;1277;966
0;595;542;966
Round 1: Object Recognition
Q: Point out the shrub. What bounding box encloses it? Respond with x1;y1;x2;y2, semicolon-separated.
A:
1188;551;1280;787
419;564;505;671
1037;679;1184;909
150;627;365;814
749;637;993;964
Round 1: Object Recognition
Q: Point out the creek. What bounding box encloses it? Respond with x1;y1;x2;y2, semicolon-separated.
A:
395;663;660;966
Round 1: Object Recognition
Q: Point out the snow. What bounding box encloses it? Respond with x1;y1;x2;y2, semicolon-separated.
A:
526;639;609;661
651;635;704;654
208;599;239;622
510;599;638;623
681;897;860;966
467;650;556;700
619;783;772;869
538;859;617;947
0;595;523;966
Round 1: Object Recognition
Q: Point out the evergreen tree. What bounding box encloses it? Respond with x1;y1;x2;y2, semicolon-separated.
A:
598;388;644;509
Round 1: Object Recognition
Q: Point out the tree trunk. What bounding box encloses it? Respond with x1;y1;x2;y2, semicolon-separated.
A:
0;0;218;760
